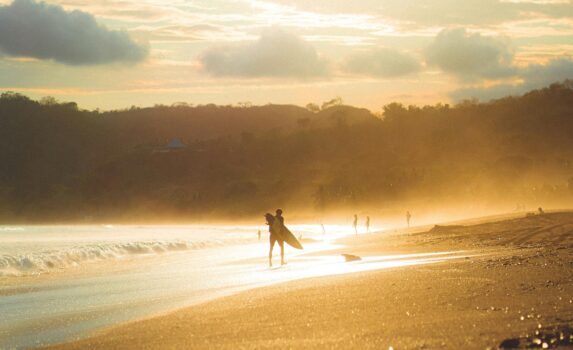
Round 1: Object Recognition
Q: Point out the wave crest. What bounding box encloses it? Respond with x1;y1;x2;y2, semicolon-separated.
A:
0;240;208;276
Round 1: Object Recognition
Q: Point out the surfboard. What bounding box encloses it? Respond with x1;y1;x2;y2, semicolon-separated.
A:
280;225;303;250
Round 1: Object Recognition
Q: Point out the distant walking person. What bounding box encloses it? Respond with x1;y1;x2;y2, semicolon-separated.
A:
265;212;285;267
257;230;261;241
353;214;358;234
406;211;412;227
366;216;370;233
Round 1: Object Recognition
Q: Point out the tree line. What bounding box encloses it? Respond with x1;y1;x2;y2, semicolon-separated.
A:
1;81;572;222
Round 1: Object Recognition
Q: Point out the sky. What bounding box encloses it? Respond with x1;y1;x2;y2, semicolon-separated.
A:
0;0;572;111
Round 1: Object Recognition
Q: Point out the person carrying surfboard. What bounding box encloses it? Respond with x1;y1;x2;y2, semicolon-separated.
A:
264;209;303;267
265;212;285;267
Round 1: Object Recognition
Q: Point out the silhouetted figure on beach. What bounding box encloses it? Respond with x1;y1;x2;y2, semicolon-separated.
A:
275;209;288;264
321;224;326;236
366;216;370;233
538;207;545;215
406;211;412;227
257;230;261;241
265;212;285;267
353;214;358;234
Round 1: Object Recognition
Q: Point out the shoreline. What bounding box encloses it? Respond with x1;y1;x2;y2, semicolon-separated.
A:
41;211;573;349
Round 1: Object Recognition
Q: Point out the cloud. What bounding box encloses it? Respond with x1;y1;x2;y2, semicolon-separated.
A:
0;0;148;65
426;28;518;81
343;48;420;78
198;29;328;78
451;58;573;101
523;57;573;86
427;27;573;101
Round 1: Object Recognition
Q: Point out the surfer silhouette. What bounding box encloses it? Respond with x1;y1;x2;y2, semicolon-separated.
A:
366;216;370;232
265;212;285;267
406;211;412;227
264;209;303;267
353;214;358;234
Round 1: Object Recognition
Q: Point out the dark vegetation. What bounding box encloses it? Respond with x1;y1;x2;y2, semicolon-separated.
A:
1;82;573;222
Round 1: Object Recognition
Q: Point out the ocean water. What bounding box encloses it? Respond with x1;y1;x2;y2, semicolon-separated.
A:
0;224;346;349
0;224;464;349
0;225;258;277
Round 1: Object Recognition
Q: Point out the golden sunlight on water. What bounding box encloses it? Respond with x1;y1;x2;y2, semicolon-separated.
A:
261;251;472;280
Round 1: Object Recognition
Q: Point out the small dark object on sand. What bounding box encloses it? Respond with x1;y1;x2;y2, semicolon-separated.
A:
341;254;362;262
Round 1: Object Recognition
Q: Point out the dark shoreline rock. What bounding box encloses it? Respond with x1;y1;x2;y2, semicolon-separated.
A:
499;324;573;349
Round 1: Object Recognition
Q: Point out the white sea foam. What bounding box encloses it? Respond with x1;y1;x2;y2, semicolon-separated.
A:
0;240;213;276
0;226;24;231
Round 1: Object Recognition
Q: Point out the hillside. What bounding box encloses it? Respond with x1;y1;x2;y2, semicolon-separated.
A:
1;82;572;222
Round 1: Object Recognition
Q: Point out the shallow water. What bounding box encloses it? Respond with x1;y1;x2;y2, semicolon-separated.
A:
0;224;466;349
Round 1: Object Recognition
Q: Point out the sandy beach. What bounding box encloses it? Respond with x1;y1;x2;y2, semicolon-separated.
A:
39;211;573;350
3;1;573;346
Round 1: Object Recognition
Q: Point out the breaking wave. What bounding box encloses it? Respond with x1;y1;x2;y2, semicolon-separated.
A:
0;239;233;277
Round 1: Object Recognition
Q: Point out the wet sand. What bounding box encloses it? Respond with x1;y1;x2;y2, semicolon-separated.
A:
44;212;573;349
